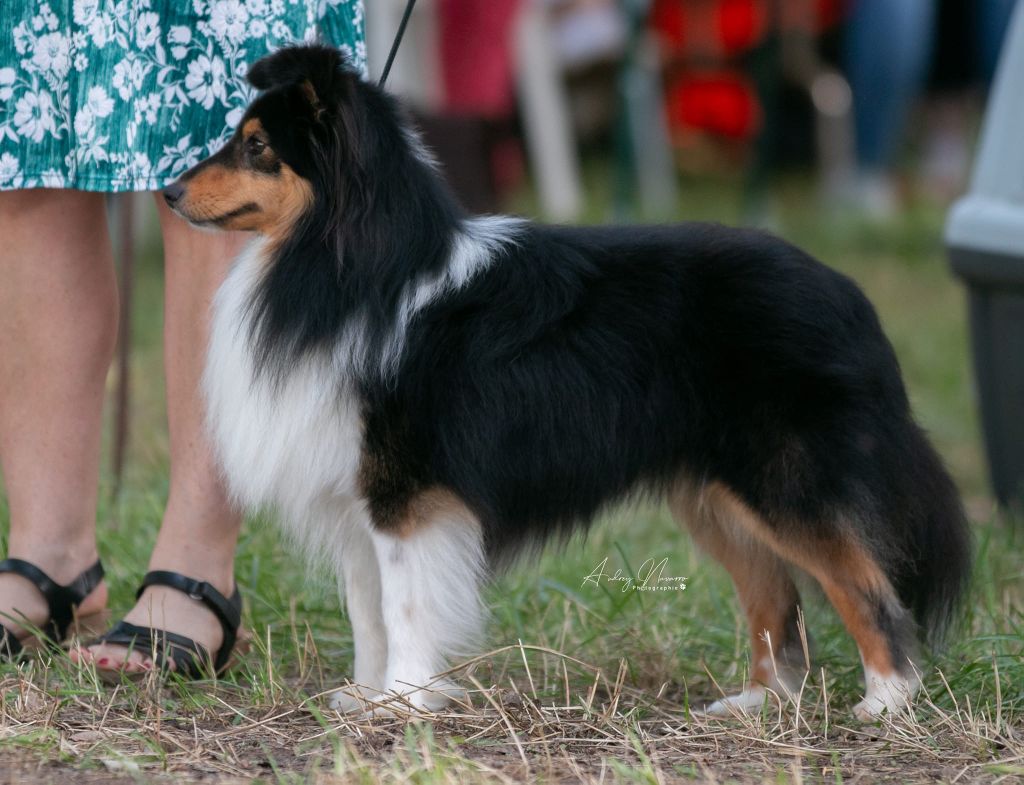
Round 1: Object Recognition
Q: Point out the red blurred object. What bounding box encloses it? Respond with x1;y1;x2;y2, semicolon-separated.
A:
652;1;687;46
815;0;848;31
666;71;761;139
717;0;766;55
651;0;847;141
651;0;845;57
651;0;768;57
438;0;522;117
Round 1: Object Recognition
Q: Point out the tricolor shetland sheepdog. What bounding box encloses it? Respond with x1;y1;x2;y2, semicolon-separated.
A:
164;45;970;719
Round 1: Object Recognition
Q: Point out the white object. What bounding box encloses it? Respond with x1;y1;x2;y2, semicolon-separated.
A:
945;2;1024;257
551;3;626;69
622;32;679;219
515;1;584;220
365;0;443;110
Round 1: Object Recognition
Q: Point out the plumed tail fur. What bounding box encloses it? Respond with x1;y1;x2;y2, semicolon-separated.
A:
888;424;972;648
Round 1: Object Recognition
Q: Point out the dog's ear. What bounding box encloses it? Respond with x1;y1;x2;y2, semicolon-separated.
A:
247;44;349;101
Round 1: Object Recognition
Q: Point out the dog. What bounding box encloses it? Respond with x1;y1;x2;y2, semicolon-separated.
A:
164;45;971;719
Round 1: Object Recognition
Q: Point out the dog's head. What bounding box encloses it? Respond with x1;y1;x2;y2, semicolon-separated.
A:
163;45;376;245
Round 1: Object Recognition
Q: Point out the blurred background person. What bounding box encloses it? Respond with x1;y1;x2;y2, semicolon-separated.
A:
369;0;1017;222
845;0;1018;216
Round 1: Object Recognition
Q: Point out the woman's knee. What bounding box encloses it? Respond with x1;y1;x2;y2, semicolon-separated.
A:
0;188;106;223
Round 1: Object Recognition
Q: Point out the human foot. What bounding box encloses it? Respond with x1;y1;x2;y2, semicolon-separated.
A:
72;573;238;676
0;554;107;652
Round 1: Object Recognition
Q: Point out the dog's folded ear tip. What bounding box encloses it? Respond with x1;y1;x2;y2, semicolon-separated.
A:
246;44;353;92
245;71;268;90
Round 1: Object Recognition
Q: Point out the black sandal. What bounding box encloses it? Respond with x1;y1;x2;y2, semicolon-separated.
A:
0;558;107;659
89;570;244;680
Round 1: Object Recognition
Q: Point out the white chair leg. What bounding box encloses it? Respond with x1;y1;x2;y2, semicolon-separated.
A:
514;1;583;221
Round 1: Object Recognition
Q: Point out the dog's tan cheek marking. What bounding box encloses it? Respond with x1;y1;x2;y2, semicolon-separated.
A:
261;163;313;245
220;174;266;227
181;164;229;203
177;163;240;220
192;169;270;230
184;161;311;237
180;122;312;234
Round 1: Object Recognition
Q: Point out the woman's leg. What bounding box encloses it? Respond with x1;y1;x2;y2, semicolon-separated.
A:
77;197;247;672
0;190;114;635
845;0;936;170
978;0;1018;83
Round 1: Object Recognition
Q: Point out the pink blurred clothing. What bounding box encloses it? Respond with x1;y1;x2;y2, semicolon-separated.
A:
439;0;523;117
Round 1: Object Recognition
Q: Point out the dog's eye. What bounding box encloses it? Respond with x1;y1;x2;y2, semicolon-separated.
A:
246;137;267;156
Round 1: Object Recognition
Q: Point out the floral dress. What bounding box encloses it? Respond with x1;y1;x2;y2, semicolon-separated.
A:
0;1;365;192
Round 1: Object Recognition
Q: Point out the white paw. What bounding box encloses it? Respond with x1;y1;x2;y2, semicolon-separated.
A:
328;683;378;713
703;686;771;717
352;694;403;719
336;680;465;719
385;679;465;712
701;664;803;718
853;671;919;721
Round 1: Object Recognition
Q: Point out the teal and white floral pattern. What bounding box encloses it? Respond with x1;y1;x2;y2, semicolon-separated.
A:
0;0;364;191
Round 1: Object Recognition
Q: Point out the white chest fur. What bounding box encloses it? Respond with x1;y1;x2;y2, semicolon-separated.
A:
203;241;364;540
202;218;522;542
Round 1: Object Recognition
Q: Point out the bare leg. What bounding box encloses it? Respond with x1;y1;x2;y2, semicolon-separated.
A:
0;190;114;637
76;197;247;671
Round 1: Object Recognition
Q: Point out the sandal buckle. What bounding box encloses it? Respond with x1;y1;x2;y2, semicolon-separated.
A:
187;579;209;601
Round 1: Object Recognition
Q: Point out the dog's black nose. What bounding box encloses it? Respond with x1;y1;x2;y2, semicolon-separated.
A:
163;181;185;206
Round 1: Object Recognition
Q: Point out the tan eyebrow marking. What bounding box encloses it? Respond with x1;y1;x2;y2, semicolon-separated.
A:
242;118;265;138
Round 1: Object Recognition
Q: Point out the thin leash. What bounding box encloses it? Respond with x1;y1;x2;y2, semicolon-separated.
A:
378;0;418;87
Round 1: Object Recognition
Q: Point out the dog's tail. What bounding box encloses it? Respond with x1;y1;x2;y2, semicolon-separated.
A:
884;423;972;646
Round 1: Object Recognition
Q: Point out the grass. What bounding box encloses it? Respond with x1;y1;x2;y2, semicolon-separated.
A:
2;170;1023;783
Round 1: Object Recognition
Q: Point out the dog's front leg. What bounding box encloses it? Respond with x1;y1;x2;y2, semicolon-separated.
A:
366;507;486;714
328;517;389;712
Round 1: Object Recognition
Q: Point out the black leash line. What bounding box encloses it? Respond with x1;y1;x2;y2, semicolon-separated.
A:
378;0;418;87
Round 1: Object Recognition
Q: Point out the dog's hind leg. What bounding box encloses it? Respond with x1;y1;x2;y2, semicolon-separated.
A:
703;485;920;720
328;511;389;712
815;567;919;720
670;479;809;715
797;544;919;720
366;490;486;713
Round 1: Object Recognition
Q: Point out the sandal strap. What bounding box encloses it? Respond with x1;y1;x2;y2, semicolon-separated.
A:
136;571;242;673
0;558;104;641
93;620;213;679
